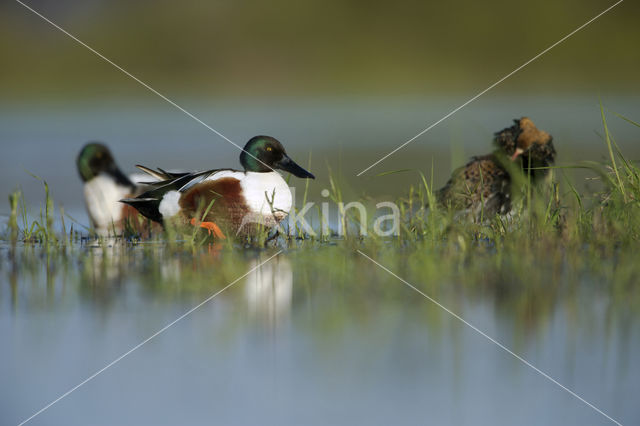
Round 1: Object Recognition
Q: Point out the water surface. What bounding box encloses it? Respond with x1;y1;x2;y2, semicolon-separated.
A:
1;242;638;425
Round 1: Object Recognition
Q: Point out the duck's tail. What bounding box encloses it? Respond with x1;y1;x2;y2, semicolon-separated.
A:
120;197;163;223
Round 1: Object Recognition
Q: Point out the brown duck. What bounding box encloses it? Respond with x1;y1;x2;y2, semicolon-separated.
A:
437;117;555;220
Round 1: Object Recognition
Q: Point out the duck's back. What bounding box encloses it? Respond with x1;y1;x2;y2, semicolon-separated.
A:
437;154;511;220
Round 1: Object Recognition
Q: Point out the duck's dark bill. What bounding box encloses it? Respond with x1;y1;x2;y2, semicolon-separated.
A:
275;155;315;179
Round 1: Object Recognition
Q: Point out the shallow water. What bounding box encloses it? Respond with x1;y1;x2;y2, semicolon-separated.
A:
1;96;640;425
1;242;638;425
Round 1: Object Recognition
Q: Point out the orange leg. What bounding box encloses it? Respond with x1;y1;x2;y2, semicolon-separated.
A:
190;218;226;239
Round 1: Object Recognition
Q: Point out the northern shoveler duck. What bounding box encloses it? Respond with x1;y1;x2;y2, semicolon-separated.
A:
121;136;315;238
437;117;555;220
77;142;156;235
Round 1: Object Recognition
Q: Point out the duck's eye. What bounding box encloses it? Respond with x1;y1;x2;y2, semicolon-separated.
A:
266;147;273;152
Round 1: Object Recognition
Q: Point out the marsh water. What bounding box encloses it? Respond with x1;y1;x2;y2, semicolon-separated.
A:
2;97;640;425
2;242;639;425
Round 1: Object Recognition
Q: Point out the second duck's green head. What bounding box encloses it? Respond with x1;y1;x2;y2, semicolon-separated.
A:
240;136;315;179
76;142;132;186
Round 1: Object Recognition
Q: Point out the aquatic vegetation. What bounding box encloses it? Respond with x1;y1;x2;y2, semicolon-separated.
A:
5;176;63;245
3;111;639;249
2;110;639;426
0;112;638;340
2;110;639;276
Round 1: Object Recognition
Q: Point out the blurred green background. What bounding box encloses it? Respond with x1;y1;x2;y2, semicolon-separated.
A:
1;0;638;98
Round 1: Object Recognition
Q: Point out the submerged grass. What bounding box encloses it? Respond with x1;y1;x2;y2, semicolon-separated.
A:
6;177;61;245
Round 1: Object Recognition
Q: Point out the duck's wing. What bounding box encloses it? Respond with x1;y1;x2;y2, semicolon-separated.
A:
120;168;237;222
120;170;210;222
135;165;191;182
437;154;511;215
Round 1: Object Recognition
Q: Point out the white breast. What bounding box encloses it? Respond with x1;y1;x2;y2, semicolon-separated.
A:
83;174;132;235
239;172;292;218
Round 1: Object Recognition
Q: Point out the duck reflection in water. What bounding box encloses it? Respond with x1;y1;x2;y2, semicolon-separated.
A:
244;256;293;326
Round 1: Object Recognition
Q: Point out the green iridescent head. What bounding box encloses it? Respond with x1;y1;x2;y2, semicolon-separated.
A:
240;136;315;179
76;142;132;186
